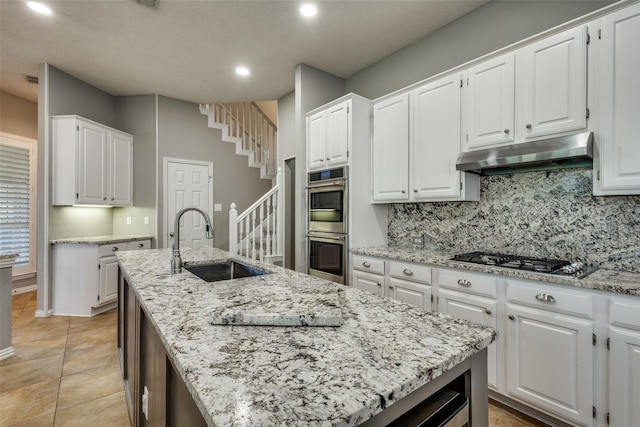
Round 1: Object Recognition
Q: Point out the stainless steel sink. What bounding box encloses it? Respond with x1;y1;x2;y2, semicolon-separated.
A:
183;261;269;282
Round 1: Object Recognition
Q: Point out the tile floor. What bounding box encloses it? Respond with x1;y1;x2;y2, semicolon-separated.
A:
1;291;548;427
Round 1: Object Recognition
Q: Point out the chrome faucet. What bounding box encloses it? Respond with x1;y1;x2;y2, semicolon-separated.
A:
170;206;214;273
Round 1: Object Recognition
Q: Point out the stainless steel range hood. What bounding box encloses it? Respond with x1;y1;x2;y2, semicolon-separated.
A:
456;132;594;175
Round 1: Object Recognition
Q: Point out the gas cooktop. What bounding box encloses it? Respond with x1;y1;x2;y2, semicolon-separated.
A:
451;252;597;279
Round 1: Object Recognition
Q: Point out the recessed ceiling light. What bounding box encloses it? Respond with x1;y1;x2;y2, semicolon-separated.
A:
27;1;52;15
236;67;250;76
300;4;317;17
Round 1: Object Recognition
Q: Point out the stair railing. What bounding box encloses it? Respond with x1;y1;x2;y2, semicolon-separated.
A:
229;167;283;263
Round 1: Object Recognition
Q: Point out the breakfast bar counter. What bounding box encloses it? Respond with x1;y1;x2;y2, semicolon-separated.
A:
116;246;495;426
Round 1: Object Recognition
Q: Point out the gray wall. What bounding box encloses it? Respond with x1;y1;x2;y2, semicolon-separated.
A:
112;95;157;240
156;96;272;250
346;0;615;99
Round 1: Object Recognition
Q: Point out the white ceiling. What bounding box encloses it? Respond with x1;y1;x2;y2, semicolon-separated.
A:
1;0;490;105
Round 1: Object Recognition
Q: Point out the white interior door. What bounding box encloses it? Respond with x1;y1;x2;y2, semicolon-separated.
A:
165;159;213;249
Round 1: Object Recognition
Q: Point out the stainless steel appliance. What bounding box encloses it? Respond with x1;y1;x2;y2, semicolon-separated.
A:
451;252;597;279
307;167;348;284
307;232;347;284
307;167;348;234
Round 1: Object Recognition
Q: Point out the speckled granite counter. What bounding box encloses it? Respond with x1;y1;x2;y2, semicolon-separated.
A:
351;246;640;297
117;247;496;426
50;234;152;244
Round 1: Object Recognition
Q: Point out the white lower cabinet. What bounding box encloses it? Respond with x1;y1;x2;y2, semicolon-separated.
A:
608;297;640;427
437;269;499;390
387;260;432;310
505;280;594;426
52;239;151;316
351;255;385;297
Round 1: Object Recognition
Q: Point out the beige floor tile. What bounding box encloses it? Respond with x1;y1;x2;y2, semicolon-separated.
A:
8;413;55;427
0;378;59;426
0;353;64;393
62;342;119;376
53;391;130;427
489;400;550;427
11;318;71;345
56;363;124;410
0;335;67;367
68;309;117;335
11;292;35;308
65;325;116;352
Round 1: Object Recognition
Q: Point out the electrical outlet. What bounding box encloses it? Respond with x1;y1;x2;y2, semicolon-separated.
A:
214;203;222;212
411;235;424;248
126;216;132;225
144;216;150;225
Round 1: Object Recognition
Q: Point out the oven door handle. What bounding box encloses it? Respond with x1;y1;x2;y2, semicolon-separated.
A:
307;233;346;242
307;181;346;189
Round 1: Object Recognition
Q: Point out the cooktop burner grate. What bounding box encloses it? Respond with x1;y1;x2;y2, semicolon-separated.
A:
451;252;596;278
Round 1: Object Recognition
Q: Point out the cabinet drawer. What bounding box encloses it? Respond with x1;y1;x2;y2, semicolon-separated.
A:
352;255;385;275
129;240;151;250
438;269;497;298
507;281;593;319
609;297;640;330
99;243;128;257
389;261;431;284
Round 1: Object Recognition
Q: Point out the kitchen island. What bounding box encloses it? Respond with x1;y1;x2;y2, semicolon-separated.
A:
117;247;496;426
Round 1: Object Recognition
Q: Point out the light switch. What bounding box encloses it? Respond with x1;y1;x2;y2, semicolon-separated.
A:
126;216;132;225
214;203;222;212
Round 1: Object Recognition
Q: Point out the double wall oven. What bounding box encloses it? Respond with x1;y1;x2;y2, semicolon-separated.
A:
307;167;348;284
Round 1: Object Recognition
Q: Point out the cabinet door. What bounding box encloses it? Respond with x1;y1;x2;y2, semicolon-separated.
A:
326;101;349;167
506;304;593;426
595;3;640;194
97;256;119;306
410;75;463;200
140;311;167;427
77;119;108;204
110;130;133;206
307;111;326;171
463;53;515;150
372;94;409;202
609;326;640;427
387;277;432;310
438;289;498;390
351;270;384;296
517;26;587;140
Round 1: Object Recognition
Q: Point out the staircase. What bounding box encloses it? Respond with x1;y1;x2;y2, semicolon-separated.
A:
199;102;277;180
229;167;284;265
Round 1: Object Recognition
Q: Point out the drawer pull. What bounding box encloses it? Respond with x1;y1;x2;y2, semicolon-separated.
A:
402;268;414;276
457;279;471;287
485;309;492;316
362;261;371;268
535;293;556;303
508;315;515;320
138;243;144;248
112;246;118;252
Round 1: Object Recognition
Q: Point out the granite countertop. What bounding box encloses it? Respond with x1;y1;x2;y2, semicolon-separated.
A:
351;246;640;297
117;247;496;426
50;235;153;245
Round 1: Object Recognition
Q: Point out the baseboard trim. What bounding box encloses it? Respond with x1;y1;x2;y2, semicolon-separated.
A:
12;284;37;295
35;309;53;318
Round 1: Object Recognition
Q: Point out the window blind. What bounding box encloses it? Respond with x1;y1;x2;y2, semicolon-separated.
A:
0;143;33;272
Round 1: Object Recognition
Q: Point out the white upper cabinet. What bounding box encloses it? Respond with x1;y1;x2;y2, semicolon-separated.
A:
411;74;474;201
462;53;516;150
306;100;350;171
516;25;588;140
52;115;134;206
593;2;640;195
372;76;479;203
372;93;410;202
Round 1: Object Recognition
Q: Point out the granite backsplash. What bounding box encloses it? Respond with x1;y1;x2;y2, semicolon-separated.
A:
388;168;640;273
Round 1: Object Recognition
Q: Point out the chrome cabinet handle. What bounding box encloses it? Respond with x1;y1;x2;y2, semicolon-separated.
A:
402;268;414;276
103;197;107;201
170;232;175;237
504;128;510;134
525;124;532;129
485;309;492;316
388;286;394;290
112;246;118;252
326;157;330;161
413;189;418;193
362;261;371;268
457;279;471;287
138;243;144;248
535;293;556;303
508;315;515;320
401;190;406;194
